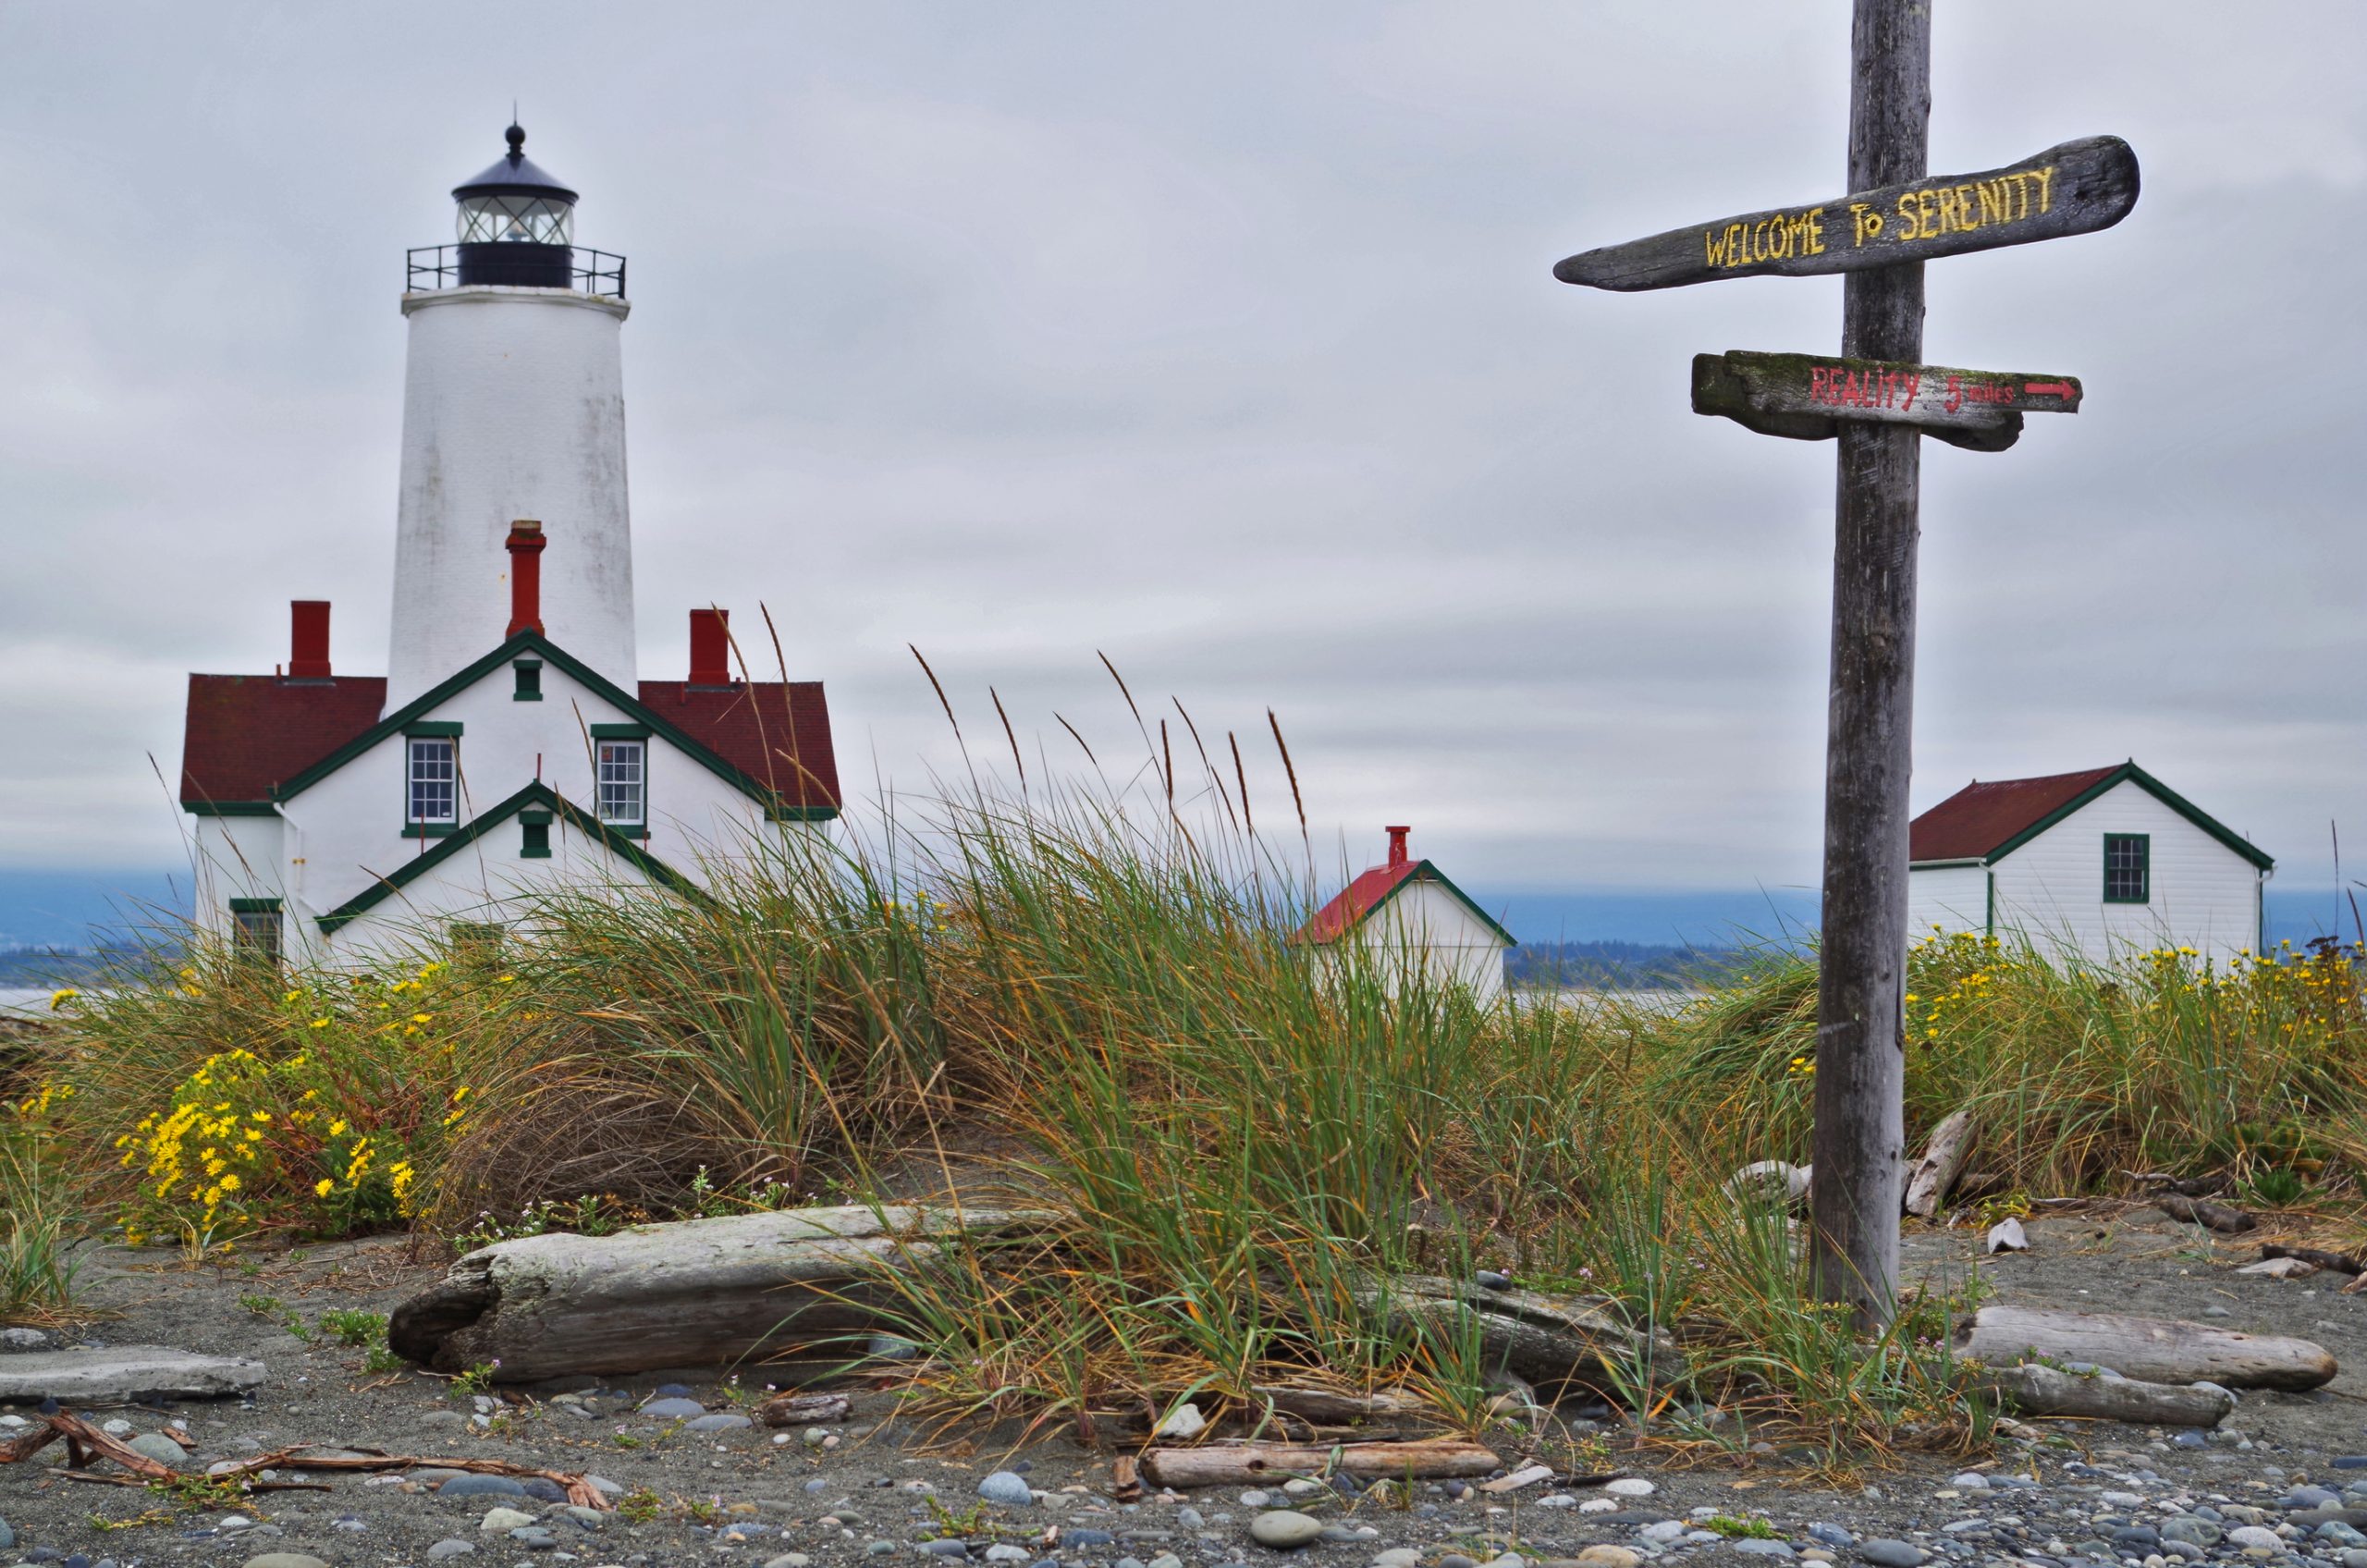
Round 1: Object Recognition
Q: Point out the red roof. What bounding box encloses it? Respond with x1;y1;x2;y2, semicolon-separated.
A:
1296;861;1423;944
637;680;840;810
1291;858;1516;948
179;674;387;805
1908;766;2121;863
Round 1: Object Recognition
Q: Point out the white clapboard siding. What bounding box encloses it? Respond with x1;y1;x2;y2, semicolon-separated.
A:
1989;779;2264;966
1906;864;1988;937
1330;878;1510;1004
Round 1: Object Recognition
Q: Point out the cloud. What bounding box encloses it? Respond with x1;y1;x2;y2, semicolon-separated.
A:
0;1;2360;895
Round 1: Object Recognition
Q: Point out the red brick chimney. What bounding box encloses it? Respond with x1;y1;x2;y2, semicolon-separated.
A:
506;521;546;637
288;600;331;680
689;607;731;686
1386;825;1411;868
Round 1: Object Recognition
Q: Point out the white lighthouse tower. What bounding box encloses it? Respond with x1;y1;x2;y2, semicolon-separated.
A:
386;125;636;705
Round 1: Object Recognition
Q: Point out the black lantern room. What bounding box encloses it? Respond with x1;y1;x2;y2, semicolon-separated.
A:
450;124;578;288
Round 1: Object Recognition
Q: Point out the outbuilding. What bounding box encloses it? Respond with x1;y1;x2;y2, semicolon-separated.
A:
1907;762;2273;966
1292;827;1515;1003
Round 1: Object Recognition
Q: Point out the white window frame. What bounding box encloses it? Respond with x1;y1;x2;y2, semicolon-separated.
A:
596;739;646;827
408;737;458;826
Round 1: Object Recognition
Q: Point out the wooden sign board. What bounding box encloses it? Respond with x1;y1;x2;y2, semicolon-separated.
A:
1555;135;2138;292
1692;349;2081;453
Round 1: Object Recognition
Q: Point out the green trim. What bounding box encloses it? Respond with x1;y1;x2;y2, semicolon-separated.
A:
518;808;553;827
2103;832;2152;904
521;819;551;859
513;658;544;702
402;822;460;839
271;630;839;824
1350;861;1519;949
1907;856;1985;870
588;722;650;740
317;781;704;934
227;897;283;913
403;720;464;738
186;801;280;817
1984;870;1995;937
1977;762;2275;872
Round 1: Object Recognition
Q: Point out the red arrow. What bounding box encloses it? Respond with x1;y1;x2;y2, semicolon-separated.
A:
2023;380;2079;399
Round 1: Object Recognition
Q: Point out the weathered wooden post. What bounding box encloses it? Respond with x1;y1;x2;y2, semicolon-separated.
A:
1808;0;1928;1327
1550;0;2138;1325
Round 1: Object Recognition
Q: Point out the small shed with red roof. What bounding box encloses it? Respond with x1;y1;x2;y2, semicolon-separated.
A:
1292;827;1515;1003
1907;762;2272;965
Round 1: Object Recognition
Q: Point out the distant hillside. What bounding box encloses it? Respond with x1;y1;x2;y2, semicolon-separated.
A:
1503;938;1748;992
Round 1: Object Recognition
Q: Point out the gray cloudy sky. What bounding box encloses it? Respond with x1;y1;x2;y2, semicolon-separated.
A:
3;2;2361;900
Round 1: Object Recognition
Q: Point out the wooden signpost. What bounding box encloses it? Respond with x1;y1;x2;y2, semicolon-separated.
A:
1691;350;2082;452
1551;0;2136;1326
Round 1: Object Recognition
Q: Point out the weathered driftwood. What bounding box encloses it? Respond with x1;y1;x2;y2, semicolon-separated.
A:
1351;1276;1682;1398
2263;1244;2363;1275
1905;1107;1979;1219
2158;1194;2256;1233
1140;1439;1499;1489
755;1392;852;1427
1248;1386;1434;1424
388;1205;1053;1380
0;1415;612;1508
0;1345;265;1404
1973;1364;2232;1427
1954;1305;2335;1391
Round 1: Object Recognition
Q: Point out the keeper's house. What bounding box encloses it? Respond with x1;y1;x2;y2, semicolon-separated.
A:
1292;827;1515;1004
1906;763;2273;966
178;125;840;966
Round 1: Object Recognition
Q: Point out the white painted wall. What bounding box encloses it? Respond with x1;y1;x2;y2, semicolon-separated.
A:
1318;877;1510;1004
1985;779;2266;967
389;287;635;706
192;654;813;965
1906;864;1987;938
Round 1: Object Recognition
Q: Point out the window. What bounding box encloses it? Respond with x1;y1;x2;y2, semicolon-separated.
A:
408;737;458;827
520;809;552;859
513;659;543;702
2103;833;2151;903
229;899;282;967
596;740;645;826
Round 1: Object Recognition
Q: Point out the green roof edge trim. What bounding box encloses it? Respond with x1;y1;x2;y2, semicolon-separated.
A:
1356;860;1519;949
186;801;280;817
1977;762;2274;872
269;630;837;822
314;780;705;935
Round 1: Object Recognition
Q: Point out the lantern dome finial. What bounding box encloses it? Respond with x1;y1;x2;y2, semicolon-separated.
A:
448;122;579;287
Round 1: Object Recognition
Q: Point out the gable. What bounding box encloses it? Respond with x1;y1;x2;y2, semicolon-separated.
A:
264;631;839;819
1910;762;2272;872
1293;860;1516;949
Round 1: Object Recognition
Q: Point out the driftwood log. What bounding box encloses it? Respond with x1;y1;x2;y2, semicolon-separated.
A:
1140;1439;1499;1489
1351;1276;1683;1398
756;1392;852;1427
1905;1107;1977;1219
388;1205;1052;1380
1973;1364;2233;1427
1248;1386;1434;1424
1955;1305;2335;1391
2157;1194;2256;1233
2263;1244;2364;1276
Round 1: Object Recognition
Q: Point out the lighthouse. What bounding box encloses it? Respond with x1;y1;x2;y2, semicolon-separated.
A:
388;125;635;705
178;124;840;965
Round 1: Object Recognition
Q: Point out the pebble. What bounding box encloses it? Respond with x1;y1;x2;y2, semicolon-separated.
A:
978;1471;1036;1506
481;1506;537;1533
0;1328;54;1351
1579;1499;1618;1514
2162;1518;2223;1548
1179;1508;1205;1529
426;1543;474;1561
1858;1543;1928;1568
1732;1542;1796;1559
765;1556;814;1568
1606;1478;1656;1498
2320;1524;2367;1549
2226;1526;2284;1550
640;1396;706;1419
509;1526;558;1550
685;1413;753;1432
2287;1488;2343;1510
1281;1477;1322;1497
1155;1402;1208;1439
0;1517;12;1550
1575;1550;1639;1568
440;1474;530;1498
1949;1474;1990;1490
1249;1512;1327;1550
1240;1491;1272;1509
1808;1525;1857;1549
1642;1524;1690;1544
985;1549;1032;1563
1375;1551;1421;1568
2334;1459;2367;1472
868;1542;900;1557
241;1558;330;1568
920;1538;969;1557
1438;1556;1479;1568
